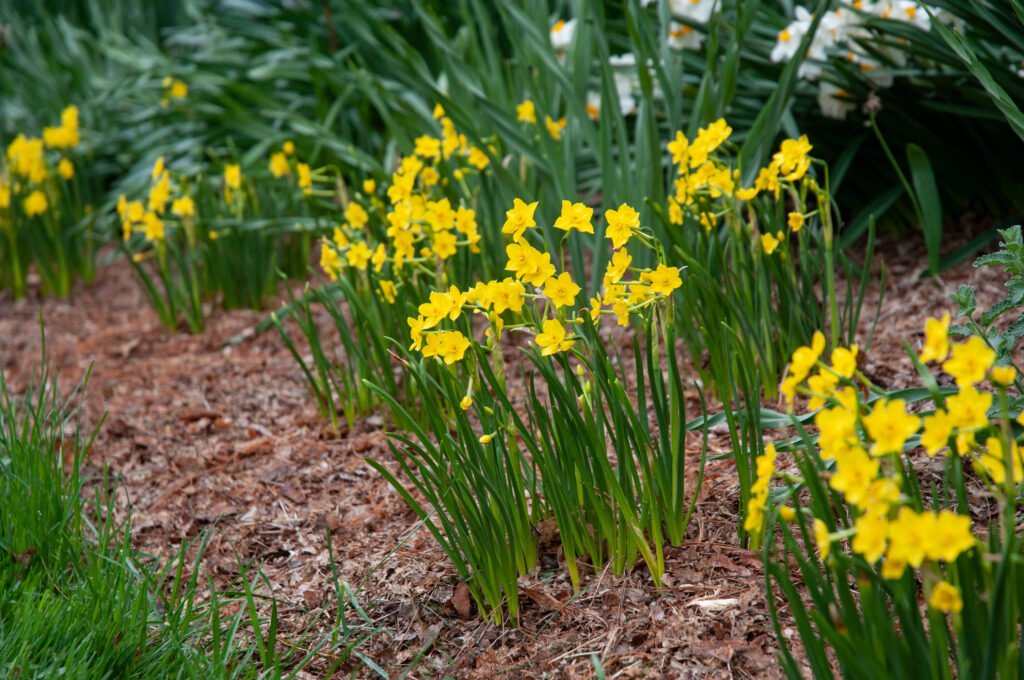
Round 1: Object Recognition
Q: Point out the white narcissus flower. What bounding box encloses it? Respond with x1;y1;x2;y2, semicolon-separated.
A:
817;81;856;119
894;1;932;31
550;18;577;51
771;7;813;64
843;47;895;87
585;91;601;120
609;52;637;68
871;2;931;31
613;72;637;115
607;54;640;115
820;8;858;48
669;0;717;25
668;21;705;51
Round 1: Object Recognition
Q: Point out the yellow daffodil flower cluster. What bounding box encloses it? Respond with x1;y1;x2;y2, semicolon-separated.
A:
118;156;196;245
515;99;568;140
161;77;188;107
1;105;80;221
750;317;1021;585
408;195;682;366
744;443;777;535
223;163;242;203
665;120;815;256
319;107;489;302
267;140;320;196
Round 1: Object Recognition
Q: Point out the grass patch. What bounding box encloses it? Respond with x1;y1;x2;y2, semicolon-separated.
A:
0;326;367;679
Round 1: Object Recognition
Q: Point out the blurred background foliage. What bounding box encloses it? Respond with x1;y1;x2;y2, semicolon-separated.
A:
3;0;1022;250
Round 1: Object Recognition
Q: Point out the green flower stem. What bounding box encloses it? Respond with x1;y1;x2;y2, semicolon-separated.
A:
4;223;24;300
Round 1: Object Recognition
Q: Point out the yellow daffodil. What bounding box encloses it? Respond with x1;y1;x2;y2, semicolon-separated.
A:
320;243;343;280
862;398;919;456
946;384;992;430
414;135;441;159
516;99;537;124
813;519;831;561
148;172;171;213
141;211;164;242
946;336;997;389
920;409;954;455
224;164;242;190
977;437;1024;485
605;203;639;249
171;195;195;218
644;264;682;296
919;313;950;363
297;163;313;195
467;146;489;170
435;330;470;364
345;202;369;230
772;135;812;181
23;190;48;217
554;200;594;233
536;319;575;356
545;115;566;140
378;280;397;304
604;249;632;286
347;241;372;270
543;272;580;308
830;345;859;378
828;446;879;506
169;80;188;98
269;152;290;178
667;130;689;167
502;198;538;241
851;513;889;564
925;510;975;563
407;316;428;350
928;581;963;614
990;365;1016;386
789;330;826;385
432;230;457;259
807;370;839;411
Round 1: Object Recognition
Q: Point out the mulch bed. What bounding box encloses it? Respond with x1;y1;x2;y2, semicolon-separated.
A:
0;230;1009;678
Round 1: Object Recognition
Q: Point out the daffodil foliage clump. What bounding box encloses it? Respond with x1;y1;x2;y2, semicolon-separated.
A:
119;145;317;333
370;188;695;624
1;105;96;298
369;122;830;623
753;316;1024;678
297;115;860;624
656;119;866;403
278;105;497;428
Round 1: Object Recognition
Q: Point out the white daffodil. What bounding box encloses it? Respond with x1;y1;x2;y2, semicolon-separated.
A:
609;52;637;68
550;18;577;51
613;72;637;115
845;48;895;87
668;21;705;51
585;91;601;120
669;0;717;25
771;7;814;64
817;81;856;119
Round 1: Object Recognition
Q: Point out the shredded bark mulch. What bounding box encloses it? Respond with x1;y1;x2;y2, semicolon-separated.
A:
0;230;1010;678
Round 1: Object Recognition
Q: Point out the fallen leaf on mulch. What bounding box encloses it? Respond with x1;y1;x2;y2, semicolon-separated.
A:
452;581;473;619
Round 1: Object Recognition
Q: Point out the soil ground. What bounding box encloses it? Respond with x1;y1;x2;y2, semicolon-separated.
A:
0;231;1009;678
